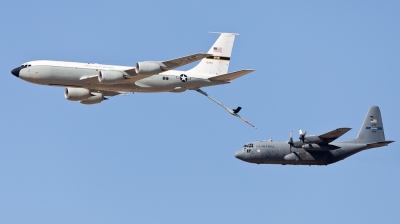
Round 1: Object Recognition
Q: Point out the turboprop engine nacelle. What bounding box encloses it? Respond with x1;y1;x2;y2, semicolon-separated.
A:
302;144;340;151
98;70;124;84
302;135;323;144
135;62;162;75
65;87;91;101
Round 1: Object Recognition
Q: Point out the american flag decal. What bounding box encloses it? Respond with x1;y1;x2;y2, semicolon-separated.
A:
213;47;222;53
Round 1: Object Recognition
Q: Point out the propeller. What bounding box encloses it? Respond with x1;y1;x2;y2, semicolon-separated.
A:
287;131;294;152
299;129;307;143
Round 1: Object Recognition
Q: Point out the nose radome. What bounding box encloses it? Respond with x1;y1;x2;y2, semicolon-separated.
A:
235;151;245;160
11;67;21;77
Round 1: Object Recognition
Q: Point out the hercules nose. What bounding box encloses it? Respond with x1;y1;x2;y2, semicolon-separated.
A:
11;67;21;77
235;151;245;160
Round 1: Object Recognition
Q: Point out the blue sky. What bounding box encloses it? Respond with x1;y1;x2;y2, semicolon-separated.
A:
1;1;399;223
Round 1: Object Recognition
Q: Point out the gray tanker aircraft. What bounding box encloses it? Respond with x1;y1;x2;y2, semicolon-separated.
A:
235;106;394;165
11;33;256;128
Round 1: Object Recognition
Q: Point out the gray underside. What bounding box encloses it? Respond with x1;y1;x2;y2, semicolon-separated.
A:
236;142;368;165
235;106;394;166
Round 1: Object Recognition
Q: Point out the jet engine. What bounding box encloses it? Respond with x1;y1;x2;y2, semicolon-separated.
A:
98;70;124;84
135;62;162;75
80;93;105;105
64;87;90;101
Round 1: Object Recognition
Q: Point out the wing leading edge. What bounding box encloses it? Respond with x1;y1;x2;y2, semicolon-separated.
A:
125;52;211;76
319;127;352;143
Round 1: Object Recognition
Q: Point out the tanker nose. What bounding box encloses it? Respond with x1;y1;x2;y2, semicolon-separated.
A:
11;67;22;77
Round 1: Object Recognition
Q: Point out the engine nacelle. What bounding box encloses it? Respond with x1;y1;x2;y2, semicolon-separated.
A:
303;135;323;144
98;70;124;84
80;93;105;105
135;62;162;75
65;88;90;101
302;144;340;151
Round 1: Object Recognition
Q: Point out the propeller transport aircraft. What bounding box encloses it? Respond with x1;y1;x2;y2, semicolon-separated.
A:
235;106;394;165
11;33;256;128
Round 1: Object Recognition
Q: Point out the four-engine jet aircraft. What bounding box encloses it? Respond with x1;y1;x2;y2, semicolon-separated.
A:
235;106;394;165
11;33;256;128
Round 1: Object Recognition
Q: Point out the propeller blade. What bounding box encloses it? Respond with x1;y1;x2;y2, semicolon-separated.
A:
298;128;306;143
288;131;294;152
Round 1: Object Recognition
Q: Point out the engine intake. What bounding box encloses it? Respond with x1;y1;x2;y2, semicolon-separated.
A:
98;70;124;84
135;62;162;75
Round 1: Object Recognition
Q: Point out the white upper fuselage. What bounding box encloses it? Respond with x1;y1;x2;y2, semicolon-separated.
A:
11;33;249;106
15;60;224;93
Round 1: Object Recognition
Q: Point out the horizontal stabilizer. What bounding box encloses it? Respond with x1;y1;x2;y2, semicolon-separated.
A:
209;69;254;82
366;141;394;149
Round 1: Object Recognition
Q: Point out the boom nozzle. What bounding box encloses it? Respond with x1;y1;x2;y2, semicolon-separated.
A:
195;89;256;128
